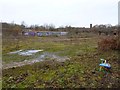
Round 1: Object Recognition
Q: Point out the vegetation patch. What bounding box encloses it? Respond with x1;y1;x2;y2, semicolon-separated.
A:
2;34;119;88
98;36;120;50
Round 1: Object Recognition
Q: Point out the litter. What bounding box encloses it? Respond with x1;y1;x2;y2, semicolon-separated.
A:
99;59;111;71
99;63;111;69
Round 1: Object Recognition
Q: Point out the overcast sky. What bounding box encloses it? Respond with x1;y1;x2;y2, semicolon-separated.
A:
0;0;119;27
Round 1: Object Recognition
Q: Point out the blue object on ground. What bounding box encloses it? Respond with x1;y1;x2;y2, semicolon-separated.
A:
99;63;111;69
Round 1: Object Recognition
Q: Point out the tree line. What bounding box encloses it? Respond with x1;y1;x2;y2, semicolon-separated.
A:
2;21;119;38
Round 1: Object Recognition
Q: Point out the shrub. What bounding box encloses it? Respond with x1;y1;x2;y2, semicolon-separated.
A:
98;36;120;51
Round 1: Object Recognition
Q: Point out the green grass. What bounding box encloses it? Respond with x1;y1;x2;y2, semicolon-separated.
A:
2;35;120;88
2;52;42;63
2;50;119;88
2;37;67;63
2;36;97;63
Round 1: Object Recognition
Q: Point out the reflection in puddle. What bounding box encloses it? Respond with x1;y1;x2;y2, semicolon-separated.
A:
9;50;43;56
4;52;69;69
9;50;23;54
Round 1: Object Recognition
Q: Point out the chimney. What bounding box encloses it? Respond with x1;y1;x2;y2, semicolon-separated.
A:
90;24;92;29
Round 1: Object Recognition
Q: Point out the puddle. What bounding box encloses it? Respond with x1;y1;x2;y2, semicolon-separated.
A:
9;50;23;54
9;50;43;56
36;52;69;62
3;52;69;69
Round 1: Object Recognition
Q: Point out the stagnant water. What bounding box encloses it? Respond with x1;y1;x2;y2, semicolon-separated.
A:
3;52;69;69
9;49;43;56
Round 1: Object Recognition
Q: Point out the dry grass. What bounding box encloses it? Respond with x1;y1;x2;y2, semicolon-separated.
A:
98;36;120;51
